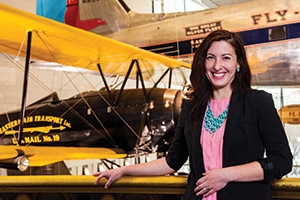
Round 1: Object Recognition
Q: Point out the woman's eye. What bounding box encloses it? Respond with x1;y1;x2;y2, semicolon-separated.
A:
206;56;214;60
223;56;231;60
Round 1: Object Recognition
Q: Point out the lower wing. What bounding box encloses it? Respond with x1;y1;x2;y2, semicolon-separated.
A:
0;145;126;170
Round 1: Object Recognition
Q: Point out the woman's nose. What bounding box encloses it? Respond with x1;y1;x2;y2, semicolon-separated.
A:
213;59;222;70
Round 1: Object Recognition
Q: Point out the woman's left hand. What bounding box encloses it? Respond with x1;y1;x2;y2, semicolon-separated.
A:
194;168;232;197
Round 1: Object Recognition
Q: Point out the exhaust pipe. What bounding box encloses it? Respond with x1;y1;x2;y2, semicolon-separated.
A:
0;149;29;172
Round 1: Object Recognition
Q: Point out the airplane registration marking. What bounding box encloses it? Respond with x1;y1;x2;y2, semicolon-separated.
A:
290;112;300;117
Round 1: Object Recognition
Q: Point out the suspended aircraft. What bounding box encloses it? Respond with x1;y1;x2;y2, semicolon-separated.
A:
54;0;300;86
0;3;191;172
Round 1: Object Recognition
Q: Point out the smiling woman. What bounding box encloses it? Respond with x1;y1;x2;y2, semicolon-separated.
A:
93;30;293;200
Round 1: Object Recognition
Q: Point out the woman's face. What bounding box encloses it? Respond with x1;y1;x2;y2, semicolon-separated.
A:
205;40;238;91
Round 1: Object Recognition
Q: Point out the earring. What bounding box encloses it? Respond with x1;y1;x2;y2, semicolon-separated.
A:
236;67;240;72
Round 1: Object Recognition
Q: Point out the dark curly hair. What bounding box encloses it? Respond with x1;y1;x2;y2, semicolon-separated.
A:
189;29;252;121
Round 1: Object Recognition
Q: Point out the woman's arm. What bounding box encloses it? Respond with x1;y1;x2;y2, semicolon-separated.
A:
93;157;176;189
255;91;293;180
194;161;263;197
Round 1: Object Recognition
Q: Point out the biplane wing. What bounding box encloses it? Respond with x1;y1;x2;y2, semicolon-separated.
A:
0;145;126;167
0;3;190;79
0;3;190;171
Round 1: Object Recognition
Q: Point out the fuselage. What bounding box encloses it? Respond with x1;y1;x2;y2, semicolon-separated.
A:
88;0;300;86
0;88;183;154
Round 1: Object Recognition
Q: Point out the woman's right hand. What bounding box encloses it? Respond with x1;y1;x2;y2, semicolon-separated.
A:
93;166;125;189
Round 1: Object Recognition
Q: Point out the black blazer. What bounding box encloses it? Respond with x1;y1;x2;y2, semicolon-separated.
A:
166;90;293;200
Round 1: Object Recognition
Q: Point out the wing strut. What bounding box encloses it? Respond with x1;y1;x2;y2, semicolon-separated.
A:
153;68;172;88
135;59;147;99
168;68;173;88
114;59;147;105
18;30;32;145
97;63;113;103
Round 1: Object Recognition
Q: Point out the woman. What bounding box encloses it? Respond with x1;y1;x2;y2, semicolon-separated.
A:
94;30;293;200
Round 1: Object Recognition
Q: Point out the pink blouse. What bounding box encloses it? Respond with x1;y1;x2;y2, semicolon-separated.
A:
200;98;230;200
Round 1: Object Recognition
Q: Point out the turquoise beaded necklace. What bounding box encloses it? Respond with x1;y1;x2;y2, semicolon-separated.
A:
204;102;230;134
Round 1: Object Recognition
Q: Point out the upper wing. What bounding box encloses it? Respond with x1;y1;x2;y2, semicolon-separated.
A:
0;145;126;167
0;3;187;169
0;3;190;79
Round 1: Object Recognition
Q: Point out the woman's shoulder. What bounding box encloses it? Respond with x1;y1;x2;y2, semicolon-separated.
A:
245;88;272;100
243;89;275;111
181;98;193;109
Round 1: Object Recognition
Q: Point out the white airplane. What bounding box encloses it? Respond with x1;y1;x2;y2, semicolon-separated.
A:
52;0;300;86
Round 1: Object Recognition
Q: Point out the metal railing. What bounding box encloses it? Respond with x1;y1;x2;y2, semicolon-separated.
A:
0;175;299;199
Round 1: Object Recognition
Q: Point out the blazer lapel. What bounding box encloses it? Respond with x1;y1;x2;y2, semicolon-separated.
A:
191;111;205;177
223;92;243;167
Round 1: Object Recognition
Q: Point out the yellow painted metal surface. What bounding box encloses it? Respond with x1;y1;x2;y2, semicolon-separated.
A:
278;104;300;124
0;175;299;199
0;175;187;194
271;178;300;199
0;3;190;80
0;146;126;166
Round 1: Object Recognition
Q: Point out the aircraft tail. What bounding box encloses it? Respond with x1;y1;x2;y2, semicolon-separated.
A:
77;0;198;36
78;0;131;33
36;0;106;31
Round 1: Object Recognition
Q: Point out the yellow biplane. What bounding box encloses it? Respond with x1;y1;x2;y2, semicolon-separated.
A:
0;3;190;172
